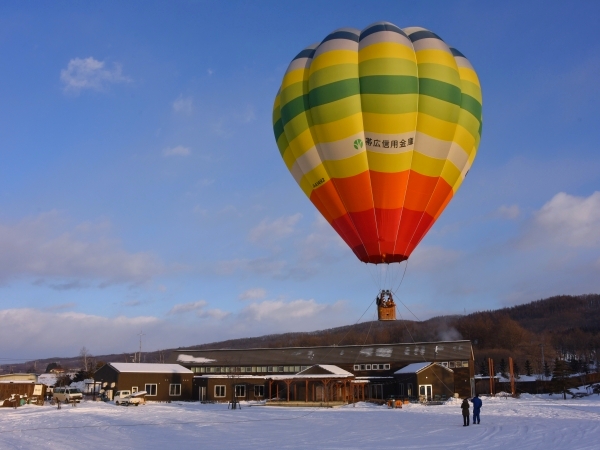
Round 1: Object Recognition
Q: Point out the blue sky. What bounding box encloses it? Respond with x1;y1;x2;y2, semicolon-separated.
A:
1;0;600;361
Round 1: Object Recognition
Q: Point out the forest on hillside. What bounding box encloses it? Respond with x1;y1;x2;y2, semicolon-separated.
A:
184;294;600;376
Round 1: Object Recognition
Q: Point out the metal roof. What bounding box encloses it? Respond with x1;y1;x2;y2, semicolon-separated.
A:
109;363;192;374
169;340;473;366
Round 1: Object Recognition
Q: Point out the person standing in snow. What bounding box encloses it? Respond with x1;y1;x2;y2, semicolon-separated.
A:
461;398;470;426
472;393;482;424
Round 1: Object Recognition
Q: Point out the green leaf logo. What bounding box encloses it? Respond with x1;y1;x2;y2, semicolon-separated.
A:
353;139;363;150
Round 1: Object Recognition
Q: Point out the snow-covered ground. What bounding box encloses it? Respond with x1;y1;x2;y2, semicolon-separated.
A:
1;395;600;449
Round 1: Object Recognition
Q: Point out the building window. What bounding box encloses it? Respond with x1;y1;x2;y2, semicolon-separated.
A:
301;366;309;371
278;366;284;372
169;384;181;396
462;361;469;367
398;383;404;396
235;385;246;397
283;366;290;372
407;383;413;397
254;385;264;397
215;385;226;398
353;364;360;370
360;364;366;370
132;386;138;393
384;364;390;370
449;361;455;368
370;384;383;399
441;362;448;368
252;367;257;373
366;364;371;370
267;366;273;372
145;384;157;396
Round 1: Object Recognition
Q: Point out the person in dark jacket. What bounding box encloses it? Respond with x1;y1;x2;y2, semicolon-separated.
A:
461;398;470;426
472;393;482;424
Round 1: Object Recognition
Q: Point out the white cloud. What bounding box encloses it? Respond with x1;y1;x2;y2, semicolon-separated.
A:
529;191;600;247
239;288;267;300
163;145;191;157
172;96;193;114
248;214;302;243
197;308;230;320
494;204;520;220
167;301;208;315
0;211;163;286
60;57;131;93
241;298;344;322
0;308;161;359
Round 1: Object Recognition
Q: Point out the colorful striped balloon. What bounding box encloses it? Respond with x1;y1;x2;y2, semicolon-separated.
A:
273;22;482;264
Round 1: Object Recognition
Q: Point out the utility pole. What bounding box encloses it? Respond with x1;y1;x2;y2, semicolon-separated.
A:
137;331;145;363
540;342;545;380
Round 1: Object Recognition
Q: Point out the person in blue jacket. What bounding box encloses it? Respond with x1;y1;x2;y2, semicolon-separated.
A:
472;393;482;424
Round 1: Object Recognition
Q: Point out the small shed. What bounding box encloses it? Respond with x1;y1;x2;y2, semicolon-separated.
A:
0;381;46;407
394;362;454;401
94;363;193;402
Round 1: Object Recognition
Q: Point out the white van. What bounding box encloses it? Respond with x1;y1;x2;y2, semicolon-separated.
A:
53;387;83;404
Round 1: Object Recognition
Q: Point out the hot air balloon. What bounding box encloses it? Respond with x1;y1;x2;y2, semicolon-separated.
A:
272;22;482;318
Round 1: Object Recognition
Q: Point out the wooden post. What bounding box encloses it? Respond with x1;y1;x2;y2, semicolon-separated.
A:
276;383;279;401
294;383;297;402
312;383;315;402
509;357;516;397
285;380;292;402
269;380;272;400
305;380;308;402
488;358;494;396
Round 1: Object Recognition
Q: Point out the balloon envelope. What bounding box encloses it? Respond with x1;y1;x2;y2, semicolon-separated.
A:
273;22;482;264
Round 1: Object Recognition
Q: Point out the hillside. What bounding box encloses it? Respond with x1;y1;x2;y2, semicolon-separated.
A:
5;294;600;375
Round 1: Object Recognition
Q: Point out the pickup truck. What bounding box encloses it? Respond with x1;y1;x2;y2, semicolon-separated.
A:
114;390;144;406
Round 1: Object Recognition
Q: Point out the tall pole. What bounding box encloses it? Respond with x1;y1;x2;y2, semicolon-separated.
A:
540;342;545;380
138;331;145;363
509;357;516;397
488;358;494;396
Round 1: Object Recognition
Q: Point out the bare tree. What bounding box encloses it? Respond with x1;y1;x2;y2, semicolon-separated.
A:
79;346;91;371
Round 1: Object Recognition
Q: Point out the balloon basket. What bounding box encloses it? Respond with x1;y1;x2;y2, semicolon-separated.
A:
377;304;396;321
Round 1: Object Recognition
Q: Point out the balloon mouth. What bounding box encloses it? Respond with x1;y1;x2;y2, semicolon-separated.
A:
358;253;408;264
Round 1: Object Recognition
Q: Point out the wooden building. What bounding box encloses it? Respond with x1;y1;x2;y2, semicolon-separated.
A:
93;363;193;402
0;381;46;407
170;340;475;402
394;362;454;401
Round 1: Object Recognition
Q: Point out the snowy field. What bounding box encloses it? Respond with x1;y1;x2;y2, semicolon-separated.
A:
1;395;600;449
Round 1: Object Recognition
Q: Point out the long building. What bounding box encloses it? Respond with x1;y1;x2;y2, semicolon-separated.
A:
168;340;475;403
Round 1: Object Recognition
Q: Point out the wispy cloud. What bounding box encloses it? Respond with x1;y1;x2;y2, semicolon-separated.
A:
494;204;521;220
239;288;267;301
172;96;193;114
0;211;163;286
167;301;208;315
163;145;191;157
60;57;131;93
248;214;302;244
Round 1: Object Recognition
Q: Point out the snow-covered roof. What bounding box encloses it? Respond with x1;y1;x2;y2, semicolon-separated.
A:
395;362;433;374
303;365;353;376
177;354;216;364
109;363;192;374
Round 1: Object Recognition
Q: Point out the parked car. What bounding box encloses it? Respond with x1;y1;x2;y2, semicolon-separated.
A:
114;390;143;406
53;387;83;404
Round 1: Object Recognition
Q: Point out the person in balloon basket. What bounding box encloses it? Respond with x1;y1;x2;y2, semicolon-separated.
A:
461;398;470;426
472;393;482;424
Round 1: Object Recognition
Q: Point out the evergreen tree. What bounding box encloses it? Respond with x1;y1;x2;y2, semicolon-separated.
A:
569;357;581;374
524;360;533;377
479;360;486;376
544;361;551;378
499;358;507;377
552;358;572;399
